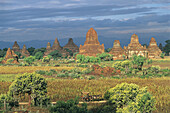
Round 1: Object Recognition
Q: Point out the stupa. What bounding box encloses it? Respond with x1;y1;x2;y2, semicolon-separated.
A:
109;40;126;60
79;28;105;56
63;38;79;53
147;37;162;58
124;34;148;58
21;45;30;57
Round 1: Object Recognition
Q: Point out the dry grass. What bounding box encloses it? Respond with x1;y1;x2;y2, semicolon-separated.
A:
1;77;169;113
0;66;76;74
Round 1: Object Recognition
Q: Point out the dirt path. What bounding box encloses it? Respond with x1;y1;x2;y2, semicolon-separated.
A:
19;100;107;105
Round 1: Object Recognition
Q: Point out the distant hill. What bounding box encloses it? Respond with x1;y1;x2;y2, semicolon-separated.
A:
0;36;166;49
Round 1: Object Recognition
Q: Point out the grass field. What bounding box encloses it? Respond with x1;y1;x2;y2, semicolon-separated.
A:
0;77;169;113
0;66;76;74
0;59;170;112
0;74;17;82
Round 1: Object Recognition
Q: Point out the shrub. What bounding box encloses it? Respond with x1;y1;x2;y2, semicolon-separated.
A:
57;73;69;77
73;52;79;58
97;53;113;61
76;54;101;63
160;53;165;58
71;73;81;79
112;61;122;70
146;59;152;65
49;97;91;113
148;65;161;74
49;50;62;60
132;55;146;70
0;57;3;62
6;58;14;64
24;56;35;65
0;93;19;110
104;83;156;113
88;76;96;80
36;70;46;75
35;51;44;60
42;55;52;62
9;73;50;106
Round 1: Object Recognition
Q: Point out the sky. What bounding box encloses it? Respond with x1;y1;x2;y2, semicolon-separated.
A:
0;0;170;44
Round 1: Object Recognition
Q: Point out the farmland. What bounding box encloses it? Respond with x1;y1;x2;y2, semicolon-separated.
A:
0;59;170;113
0;77;170;113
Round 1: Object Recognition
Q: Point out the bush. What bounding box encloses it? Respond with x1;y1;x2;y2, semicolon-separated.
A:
6;58;14;64
148;65;161;74
49;50;62;60
112;61;122;70
76;54;101;63
42;55;52;62
57;73;69;77
132;55;146;70
160;53;165;58
97;53;113;61
24;56;35;65
88;76;96;80
104;83;156;113
35;51;44;60
0;94;19;110
112;60;132;74
36;70;46;75
0;57;3;62
49;97;91;113
9;73;50;106
73;52;79;58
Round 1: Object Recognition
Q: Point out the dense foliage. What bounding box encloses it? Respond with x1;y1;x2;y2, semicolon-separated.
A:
32;48;46;56
9;73;49;106
131;55;146;70
24;56;35;65
163;40;170;56
35;51;44;60
0;93;19;111
27;47;35;55
49;50;62;60
96;53;113;61
14;51;22;59
0;48;7;58
6;58;14;64
76;54;101;63
160;52;165;58
104;83;156;113
42;55;52;63
76;53;113;64
64;48;73;56
49;97;91;113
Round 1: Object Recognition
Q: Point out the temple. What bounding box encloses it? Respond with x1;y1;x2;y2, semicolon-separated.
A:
147;37;162;58
63;38;79;53
12;41;20;52
79;28;105;56
12;41;30;57
44;38;69;56
109;40;125;60
1;48;19;64
21;45;30;57
124;34;148;58
109;34;162;59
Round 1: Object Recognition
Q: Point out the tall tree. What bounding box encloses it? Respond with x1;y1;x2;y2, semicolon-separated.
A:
163;40;170;56
159;43;163;51
28;47;35;55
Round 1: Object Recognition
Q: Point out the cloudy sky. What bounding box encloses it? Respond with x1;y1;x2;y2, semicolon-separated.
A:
0;0;170;44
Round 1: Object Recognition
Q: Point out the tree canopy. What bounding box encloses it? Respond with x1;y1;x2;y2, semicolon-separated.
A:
9;73;49;106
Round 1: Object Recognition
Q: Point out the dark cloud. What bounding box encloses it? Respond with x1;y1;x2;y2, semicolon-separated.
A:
0;0;169;42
